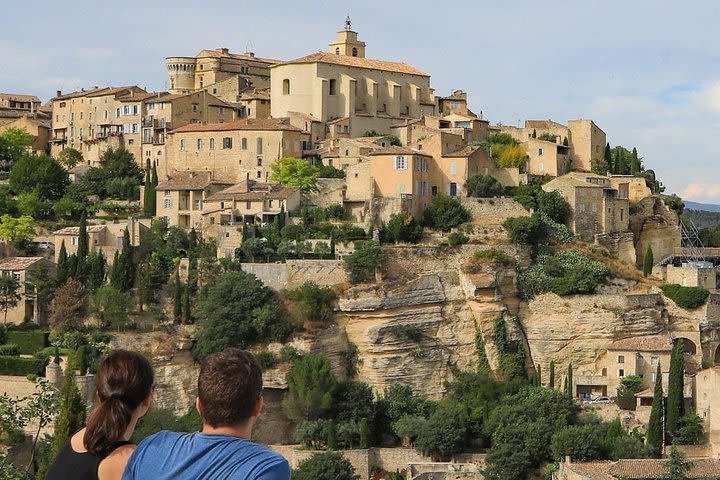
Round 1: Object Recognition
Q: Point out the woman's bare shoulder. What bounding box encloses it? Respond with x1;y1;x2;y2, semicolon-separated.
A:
97;444;136;480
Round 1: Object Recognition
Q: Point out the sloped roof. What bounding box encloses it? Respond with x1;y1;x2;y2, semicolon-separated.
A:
171;118;302;133
609;458;720;478
54;225;106;235
443;145;485;158
277;51;429;76
205;181;298;202
564;461;614;479
368;146;429;156
195;48;280;65
0;257;45;271
156;171;233;190
0;93;41;103
607;332;673;352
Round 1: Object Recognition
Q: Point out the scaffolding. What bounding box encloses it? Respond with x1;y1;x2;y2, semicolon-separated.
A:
681;217;712;266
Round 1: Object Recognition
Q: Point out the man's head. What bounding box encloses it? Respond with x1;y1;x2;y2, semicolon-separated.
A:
197;348;263;429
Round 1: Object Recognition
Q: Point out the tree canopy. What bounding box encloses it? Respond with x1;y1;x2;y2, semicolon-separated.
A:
9;154;69;200
270;157;319;193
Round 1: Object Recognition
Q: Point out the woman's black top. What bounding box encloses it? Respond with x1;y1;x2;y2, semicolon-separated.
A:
45;436;133;480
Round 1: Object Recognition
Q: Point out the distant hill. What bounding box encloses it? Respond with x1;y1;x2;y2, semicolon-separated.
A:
685;201;720;212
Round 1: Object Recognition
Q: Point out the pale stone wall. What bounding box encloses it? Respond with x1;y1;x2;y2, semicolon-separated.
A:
567;119;606;172
240;259;347;290
460;197;530;226
665;265;716;289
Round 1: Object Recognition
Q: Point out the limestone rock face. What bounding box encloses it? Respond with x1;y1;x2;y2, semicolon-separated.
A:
150;351;200;415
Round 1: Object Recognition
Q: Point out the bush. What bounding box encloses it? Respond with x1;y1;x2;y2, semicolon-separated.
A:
294;419;330;449
447;232;469;247
280;345;300;362
382;213;423;244
6;330;48;355
503;214;547;245
344;241;385;284
660;284;709;309
293;451;359;480
256;351;277;370
422;195;470;232
675;414;704;445
283;281;337;323
0;344;19;356
537;190;571;224
465;174;503;198
551;424;604;461
0;356;47;376
517;250;609;300
414;406;468;461
617;375;642;410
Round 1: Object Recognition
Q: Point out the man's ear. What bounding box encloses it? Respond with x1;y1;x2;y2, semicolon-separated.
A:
195;397;202;416
252;395;264;418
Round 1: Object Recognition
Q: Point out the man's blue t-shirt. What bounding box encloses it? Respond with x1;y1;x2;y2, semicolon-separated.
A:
122;431;290;480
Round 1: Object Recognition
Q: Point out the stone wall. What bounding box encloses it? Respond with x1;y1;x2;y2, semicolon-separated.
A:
240;259;347;290
460;197;530;226
595;232;636;264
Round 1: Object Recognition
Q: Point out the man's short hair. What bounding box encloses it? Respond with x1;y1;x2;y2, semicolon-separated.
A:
198;348;263;428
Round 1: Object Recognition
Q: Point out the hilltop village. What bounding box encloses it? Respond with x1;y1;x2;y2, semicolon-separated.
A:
1;20;719;480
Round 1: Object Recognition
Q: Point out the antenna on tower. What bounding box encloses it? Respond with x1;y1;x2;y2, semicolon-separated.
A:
245;40;254;55
345;15;352;31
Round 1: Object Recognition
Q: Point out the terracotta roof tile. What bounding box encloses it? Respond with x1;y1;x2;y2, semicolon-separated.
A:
195;49;280;65
0;94;41;103
54;225;106;235
171;118;302;133
205;181;298;202
156;171;234;190
369;145;430;156
609;458;720;478
0;257;45;271
565;461;614;479
608;332;673;352
277;51;429;76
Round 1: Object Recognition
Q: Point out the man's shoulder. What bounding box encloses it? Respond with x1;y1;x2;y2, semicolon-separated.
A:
136;430;189;449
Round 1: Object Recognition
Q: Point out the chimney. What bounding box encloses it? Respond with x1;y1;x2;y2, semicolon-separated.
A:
56;90;62;98
220;47;229;55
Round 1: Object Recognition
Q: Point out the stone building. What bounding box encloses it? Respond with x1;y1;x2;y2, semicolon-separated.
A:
554;457;720;479
166;47;280;101
525;137;571;176
165;118;310;182
155;171;234;229
0;93;41;112
237;88;271;119
0;257;55;325
695;367;720;455
542;172;630;242
0;114;50;154
53;219;149;263
270;24;436;138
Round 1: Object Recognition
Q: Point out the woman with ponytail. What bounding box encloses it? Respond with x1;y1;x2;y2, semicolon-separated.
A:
46;350;154;480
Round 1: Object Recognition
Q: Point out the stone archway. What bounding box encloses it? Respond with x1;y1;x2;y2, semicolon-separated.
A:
674;338;697;355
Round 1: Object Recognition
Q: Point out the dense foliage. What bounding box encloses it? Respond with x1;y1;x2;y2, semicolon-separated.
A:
381;213;423;243
270;157;319;193
464;174;503;198
343;241;385;284
293;452;359;480
282;281;337;323
422;195;470;231
660;284;709;309
517;250;609;299
283;354;336;422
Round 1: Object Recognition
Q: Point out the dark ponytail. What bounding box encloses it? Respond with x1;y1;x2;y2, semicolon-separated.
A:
84;350;154;455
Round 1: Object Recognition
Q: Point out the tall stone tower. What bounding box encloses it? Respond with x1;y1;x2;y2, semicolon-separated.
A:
328;16;366;58
165;56;197;94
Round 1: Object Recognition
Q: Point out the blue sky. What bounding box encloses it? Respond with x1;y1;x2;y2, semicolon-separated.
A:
2;0;719;202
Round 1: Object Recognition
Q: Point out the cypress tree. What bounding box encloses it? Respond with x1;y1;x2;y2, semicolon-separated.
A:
116;228;135;292
110;251;122;289
549;360;555;388
143;169;152;215
57;240;69;285
566;363;573;398
643;245;654;277
666;339;685;435
531;129;537;139
327;419;337;450
604;143;612;163
182;283;191;324
630;147;641;175
647;363;664;457
188;252;198;293
173;267;182;323
67;254;79;280
330;235;336;257
359;418;370;449
88;250;106;290
52;359;87;457
536;364;542;387
77;211;89;264
150;163;158;216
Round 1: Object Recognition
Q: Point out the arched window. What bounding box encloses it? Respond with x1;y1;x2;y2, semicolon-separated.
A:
329;79;337;95
283;79;290;95
209;138;215;150
179;139;186;151
335;47;340;55
352;47;358;57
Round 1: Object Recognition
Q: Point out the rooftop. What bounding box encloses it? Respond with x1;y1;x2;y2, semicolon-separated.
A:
368;145;430;157
607;332;673;352
610;458;720;479
0;93;41;103
171;118;303;133
157;171;234;190
54;225;107;235
276;51;429;76
205;180;298;202
0;257;46;271
195;48;280;65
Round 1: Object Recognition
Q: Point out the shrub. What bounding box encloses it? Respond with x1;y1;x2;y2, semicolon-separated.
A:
422;196;470;232
283;281;337;323
280;345;300;362
0;356;47;376
6;330;48;355
293;451;359;480
617;375;642;410
255;351;277;370
517;251;609;300
503;214;548;245
382;213;423;244
414;406;468;461
465;174;503;198
447;232;469;247
344;241;385;284
675;414;704;445
537;190;571;224
294;419;331;449
660;284;709;309
0;344;19;356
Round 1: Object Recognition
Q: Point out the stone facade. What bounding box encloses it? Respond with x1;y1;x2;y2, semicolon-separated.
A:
0;257;55;325
240;259;347;291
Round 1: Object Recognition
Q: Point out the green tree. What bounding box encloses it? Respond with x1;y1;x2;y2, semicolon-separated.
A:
89;285;133;328
382;212;423;244
415;406;468;461
270;157;319;193
551;424;604;461
242;238;265;262
565;363;573;398
644;245;654;277
503;214;548;246
283;281;336;323
422;195;470;231
57;240;69;286
58;147;83;169
182;283;191;324
464;174;503;198
647;362;664;457
143;169;152;215
0;214;35;245
664;194;685;215
147;164;158;216
52;363;87;457
630;147;642;175
9;154;69;200
343;241;385;284
17;191;50;218
86;250;106;291
283;354;336;422
111;228;135;291
664;445;690;480
192;271;289;359
326;419;337;450
49;278;88;332
537;190;572;224
549;361;555;388
173;266;182;323
293;451;359;480
76;211;89;266
591;158;610;175
0;276;21;324
604;142;611;165
0;127;34;169
666;339;685;435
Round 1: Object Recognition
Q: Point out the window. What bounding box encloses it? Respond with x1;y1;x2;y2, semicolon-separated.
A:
352;47;358;57
197;138;203;150
449;182;458;196
450;161;458;175
209;138;215;150
256;138;263;154
223;137;233;149
192;104;198;112
268;200;273;208
651;356;658;366
12;272;19;281
71;236;78;246
432;186;438;196
195;200;202;210
80;112;83;120
123;106;130;115
335;47;340;55
538;148;544;156
241;138;247;149
283;79;290;95
180;139;186;151
329;79;337;95
620;209;624;221
246;202;252;209
393;156;407;170
257;158;262;166
132;105;139;115
617;355;625;364
59;102;66;108
652;372;657;383
618;369;625;377
257;171;262;178
164;199;172;209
